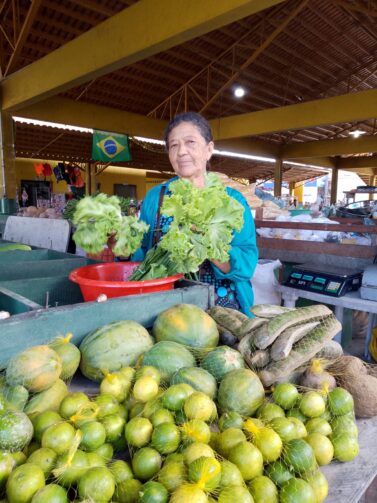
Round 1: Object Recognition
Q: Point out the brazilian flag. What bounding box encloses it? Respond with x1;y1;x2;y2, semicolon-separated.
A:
92;130;132;162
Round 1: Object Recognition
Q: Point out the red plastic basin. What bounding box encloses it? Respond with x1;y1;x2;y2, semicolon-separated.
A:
69;262;183;302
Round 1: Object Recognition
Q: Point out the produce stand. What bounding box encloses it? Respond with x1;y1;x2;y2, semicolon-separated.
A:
0;279;214;368
3;215;71;252
256;219;377;270
0;244;97;314
322;417;377;503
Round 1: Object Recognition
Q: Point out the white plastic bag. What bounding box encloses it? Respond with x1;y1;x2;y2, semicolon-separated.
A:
251;259;282;306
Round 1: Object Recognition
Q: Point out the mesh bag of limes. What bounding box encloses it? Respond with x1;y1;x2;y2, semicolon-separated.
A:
0;303;361;503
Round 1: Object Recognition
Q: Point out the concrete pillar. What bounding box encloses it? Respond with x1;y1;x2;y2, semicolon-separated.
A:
274;158;282;198
0;112;17;198
330;166;338;204
90;163;97;195
289;182;295;197
85;163;91;196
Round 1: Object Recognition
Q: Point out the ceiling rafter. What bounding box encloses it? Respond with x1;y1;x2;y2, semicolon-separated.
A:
283;13;356;72
200;0;310;114
308;2;370;58
264;16;344;77
331;0;377;17
148;1;310;119
11;0;20;46
72;0;115;17
2;0;286;111
5;0;42;76
41;0;101;26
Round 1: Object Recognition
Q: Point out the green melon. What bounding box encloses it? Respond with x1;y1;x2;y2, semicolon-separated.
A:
6;346;62;393
218;369;265;416
171;367;217;398
49;335;81;381
0;411;33;452
24;379;68;418
142;341;195;383
80;320;153;381
201;346;245;382
153;304;219;349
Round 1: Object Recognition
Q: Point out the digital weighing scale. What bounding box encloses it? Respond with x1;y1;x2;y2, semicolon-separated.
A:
285;263;363;297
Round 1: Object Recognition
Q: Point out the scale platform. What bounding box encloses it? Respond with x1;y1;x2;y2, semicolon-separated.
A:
285;263;363;297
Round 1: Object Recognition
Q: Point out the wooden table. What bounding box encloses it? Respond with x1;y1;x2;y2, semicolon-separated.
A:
322;417;377;503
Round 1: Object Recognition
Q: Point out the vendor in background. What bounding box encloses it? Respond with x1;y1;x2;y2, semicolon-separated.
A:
133;112;258;316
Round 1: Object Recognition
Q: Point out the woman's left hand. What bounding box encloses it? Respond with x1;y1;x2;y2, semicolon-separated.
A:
211;259;231;274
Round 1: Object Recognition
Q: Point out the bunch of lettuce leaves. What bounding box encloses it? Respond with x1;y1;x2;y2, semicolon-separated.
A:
130;173;244;280
72;193;148;256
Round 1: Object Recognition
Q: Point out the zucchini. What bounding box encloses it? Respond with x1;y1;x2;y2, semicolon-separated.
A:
250;304;293;318
254;304;332;350
258;315;341;387
207;306;248;334
315;340;343;360
235;317;267;340
248;350;270;369
270;321;320;361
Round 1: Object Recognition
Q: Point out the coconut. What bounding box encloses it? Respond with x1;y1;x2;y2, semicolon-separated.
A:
327;356;377;418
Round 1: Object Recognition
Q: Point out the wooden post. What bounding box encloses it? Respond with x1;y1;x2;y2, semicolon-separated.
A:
368;175;374;201
289;182;295;197
0;112;17;199
330;165;339;204
274;158;282;197
90;163;97;195
85;163;90;196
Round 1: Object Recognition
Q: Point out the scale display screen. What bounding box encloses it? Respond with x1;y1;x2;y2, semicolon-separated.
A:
284;264;362;297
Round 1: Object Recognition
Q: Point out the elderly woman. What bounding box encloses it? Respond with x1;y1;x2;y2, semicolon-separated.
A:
133;112;258;316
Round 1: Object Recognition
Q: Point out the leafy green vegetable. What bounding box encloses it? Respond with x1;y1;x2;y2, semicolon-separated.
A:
72;193;148;257
113;216;149;256
62;199;78;221
130;173;244;280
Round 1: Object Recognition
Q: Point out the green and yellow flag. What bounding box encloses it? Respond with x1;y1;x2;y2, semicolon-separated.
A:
92;130;132;162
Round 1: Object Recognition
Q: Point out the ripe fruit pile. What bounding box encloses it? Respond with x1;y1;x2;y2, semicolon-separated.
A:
0;355;359;502
0;304;360;502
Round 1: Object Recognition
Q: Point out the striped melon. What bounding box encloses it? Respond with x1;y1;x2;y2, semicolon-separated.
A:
6;346;62;393
153;304;219;349
142;341;195;383
171;367;217;399
201;346;245;382
80;320;153;382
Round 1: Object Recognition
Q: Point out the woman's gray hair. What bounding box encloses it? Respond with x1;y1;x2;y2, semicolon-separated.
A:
164;112;213;147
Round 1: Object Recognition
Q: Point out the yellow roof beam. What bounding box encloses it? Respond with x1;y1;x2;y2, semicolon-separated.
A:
1;0;285;111
337;155;377;170
215;138;280;158
16;97;167;138
282;134;377;159
339;167;375;176
210;89;377;140
287;157;335;169
18;98;337;170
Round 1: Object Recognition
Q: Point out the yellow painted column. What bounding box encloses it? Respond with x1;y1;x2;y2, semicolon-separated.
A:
368;176;374;201
0;112;17;199
294;184;303;204
90;163;97;195
330;166;339;204
289;182;295;197
85;163;90;196
274;158;282;198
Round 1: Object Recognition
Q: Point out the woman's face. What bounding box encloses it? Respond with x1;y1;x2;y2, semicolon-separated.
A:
167;122;214;187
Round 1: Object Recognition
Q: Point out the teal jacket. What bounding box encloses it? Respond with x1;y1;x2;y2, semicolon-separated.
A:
133;177;258;316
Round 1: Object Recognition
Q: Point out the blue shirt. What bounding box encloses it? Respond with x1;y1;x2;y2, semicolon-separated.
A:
132;176;258;316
